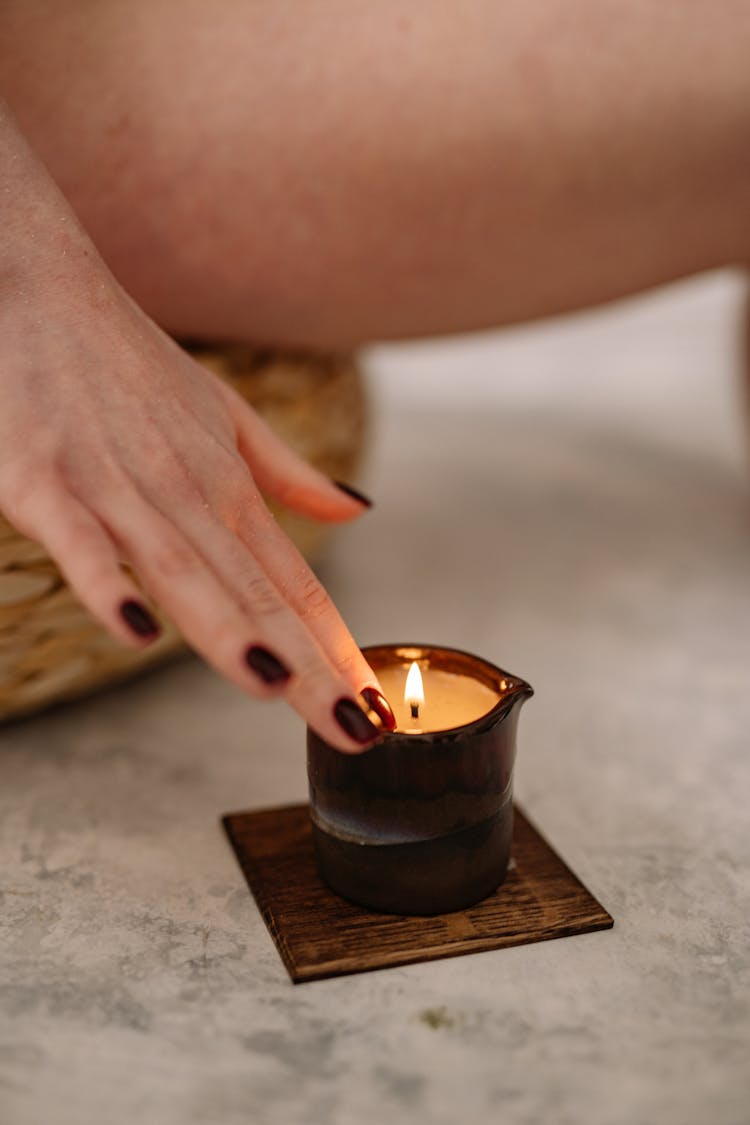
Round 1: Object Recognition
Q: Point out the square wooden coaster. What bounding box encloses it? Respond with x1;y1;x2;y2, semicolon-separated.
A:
221;804;613;983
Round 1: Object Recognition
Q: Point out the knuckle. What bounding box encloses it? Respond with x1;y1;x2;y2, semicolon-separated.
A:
241;574;284;618
297;575;333;621
334;649;361;679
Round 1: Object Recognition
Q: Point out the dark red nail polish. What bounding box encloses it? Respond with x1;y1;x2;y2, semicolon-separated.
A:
120;599;160;639
333;697;381;744
361;687;397;732
333;480;373;508
245;645;291;685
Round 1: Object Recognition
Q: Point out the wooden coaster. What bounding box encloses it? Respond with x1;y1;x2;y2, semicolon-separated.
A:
222;804;613;983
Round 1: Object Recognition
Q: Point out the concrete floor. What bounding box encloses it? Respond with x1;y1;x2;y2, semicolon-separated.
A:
1;270;749;1125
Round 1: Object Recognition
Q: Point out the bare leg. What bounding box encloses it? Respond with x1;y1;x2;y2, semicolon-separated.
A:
3;0;749;346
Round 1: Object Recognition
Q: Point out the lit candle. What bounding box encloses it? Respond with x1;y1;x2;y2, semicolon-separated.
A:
405;661;423;723
307;644;533;915
379;657;503;733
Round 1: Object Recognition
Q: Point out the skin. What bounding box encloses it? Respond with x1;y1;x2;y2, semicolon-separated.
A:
0;106;387;751
1;1;749;747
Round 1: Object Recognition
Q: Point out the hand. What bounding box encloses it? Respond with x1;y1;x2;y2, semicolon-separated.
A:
0;262;395;750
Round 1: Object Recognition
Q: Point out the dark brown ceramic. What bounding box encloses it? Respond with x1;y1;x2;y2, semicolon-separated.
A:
307;644;533;915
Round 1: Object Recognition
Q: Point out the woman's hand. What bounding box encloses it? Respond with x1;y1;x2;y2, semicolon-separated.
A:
0;266;395;748
0;103;395;751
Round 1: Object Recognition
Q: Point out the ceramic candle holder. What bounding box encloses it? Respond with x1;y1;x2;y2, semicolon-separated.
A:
307;644;534;915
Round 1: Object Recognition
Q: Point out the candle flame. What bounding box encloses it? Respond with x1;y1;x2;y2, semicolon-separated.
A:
404;661;424;707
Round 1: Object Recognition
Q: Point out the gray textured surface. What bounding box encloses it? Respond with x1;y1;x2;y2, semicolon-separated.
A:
2;272;749;1125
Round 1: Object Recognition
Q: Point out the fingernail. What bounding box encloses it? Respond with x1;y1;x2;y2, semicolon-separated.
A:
120;599;160;639
333;480;373;508
361;687;397;732
245;645;291;685
333;697;381;744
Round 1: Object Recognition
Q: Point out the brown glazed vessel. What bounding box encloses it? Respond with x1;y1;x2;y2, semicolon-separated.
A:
307;644;533;915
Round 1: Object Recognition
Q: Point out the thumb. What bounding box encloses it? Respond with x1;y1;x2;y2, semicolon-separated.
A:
225;383;373;522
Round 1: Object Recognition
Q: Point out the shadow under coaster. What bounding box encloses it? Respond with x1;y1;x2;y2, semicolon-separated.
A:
222;804;613;984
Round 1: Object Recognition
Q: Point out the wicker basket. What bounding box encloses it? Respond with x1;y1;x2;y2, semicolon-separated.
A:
0;346;366;723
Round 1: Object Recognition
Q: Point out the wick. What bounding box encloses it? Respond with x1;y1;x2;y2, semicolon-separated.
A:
410;702;419;719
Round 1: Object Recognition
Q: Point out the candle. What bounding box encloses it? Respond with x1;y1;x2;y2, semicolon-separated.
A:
378;659;502;733
307;644;533;915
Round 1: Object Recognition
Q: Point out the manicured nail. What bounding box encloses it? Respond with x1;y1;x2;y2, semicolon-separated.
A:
245;645;291;685
333;697;381;744
361;687;397;732
333;480;373;508
120;599;160;639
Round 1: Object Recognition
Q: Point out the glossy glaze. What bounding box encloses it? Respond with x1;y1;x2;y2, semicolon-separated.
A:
308;644;533;915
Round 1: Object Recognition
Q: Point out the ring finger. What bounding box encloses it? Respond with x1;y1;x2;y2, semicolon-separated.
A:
97;486;385;750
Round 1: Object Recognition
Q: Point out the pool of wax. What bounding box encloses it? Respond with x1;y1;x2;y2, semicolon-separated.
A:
375;665;501;733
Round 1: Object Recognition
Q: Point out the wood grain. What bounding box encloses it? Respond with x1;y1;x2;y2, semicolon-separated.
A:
222;803;613;983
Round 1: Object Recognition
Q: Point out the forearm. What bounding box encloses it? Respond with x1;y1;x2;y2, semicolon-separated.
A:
0;102;386;754
1;99;91;277
0;96;116;350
